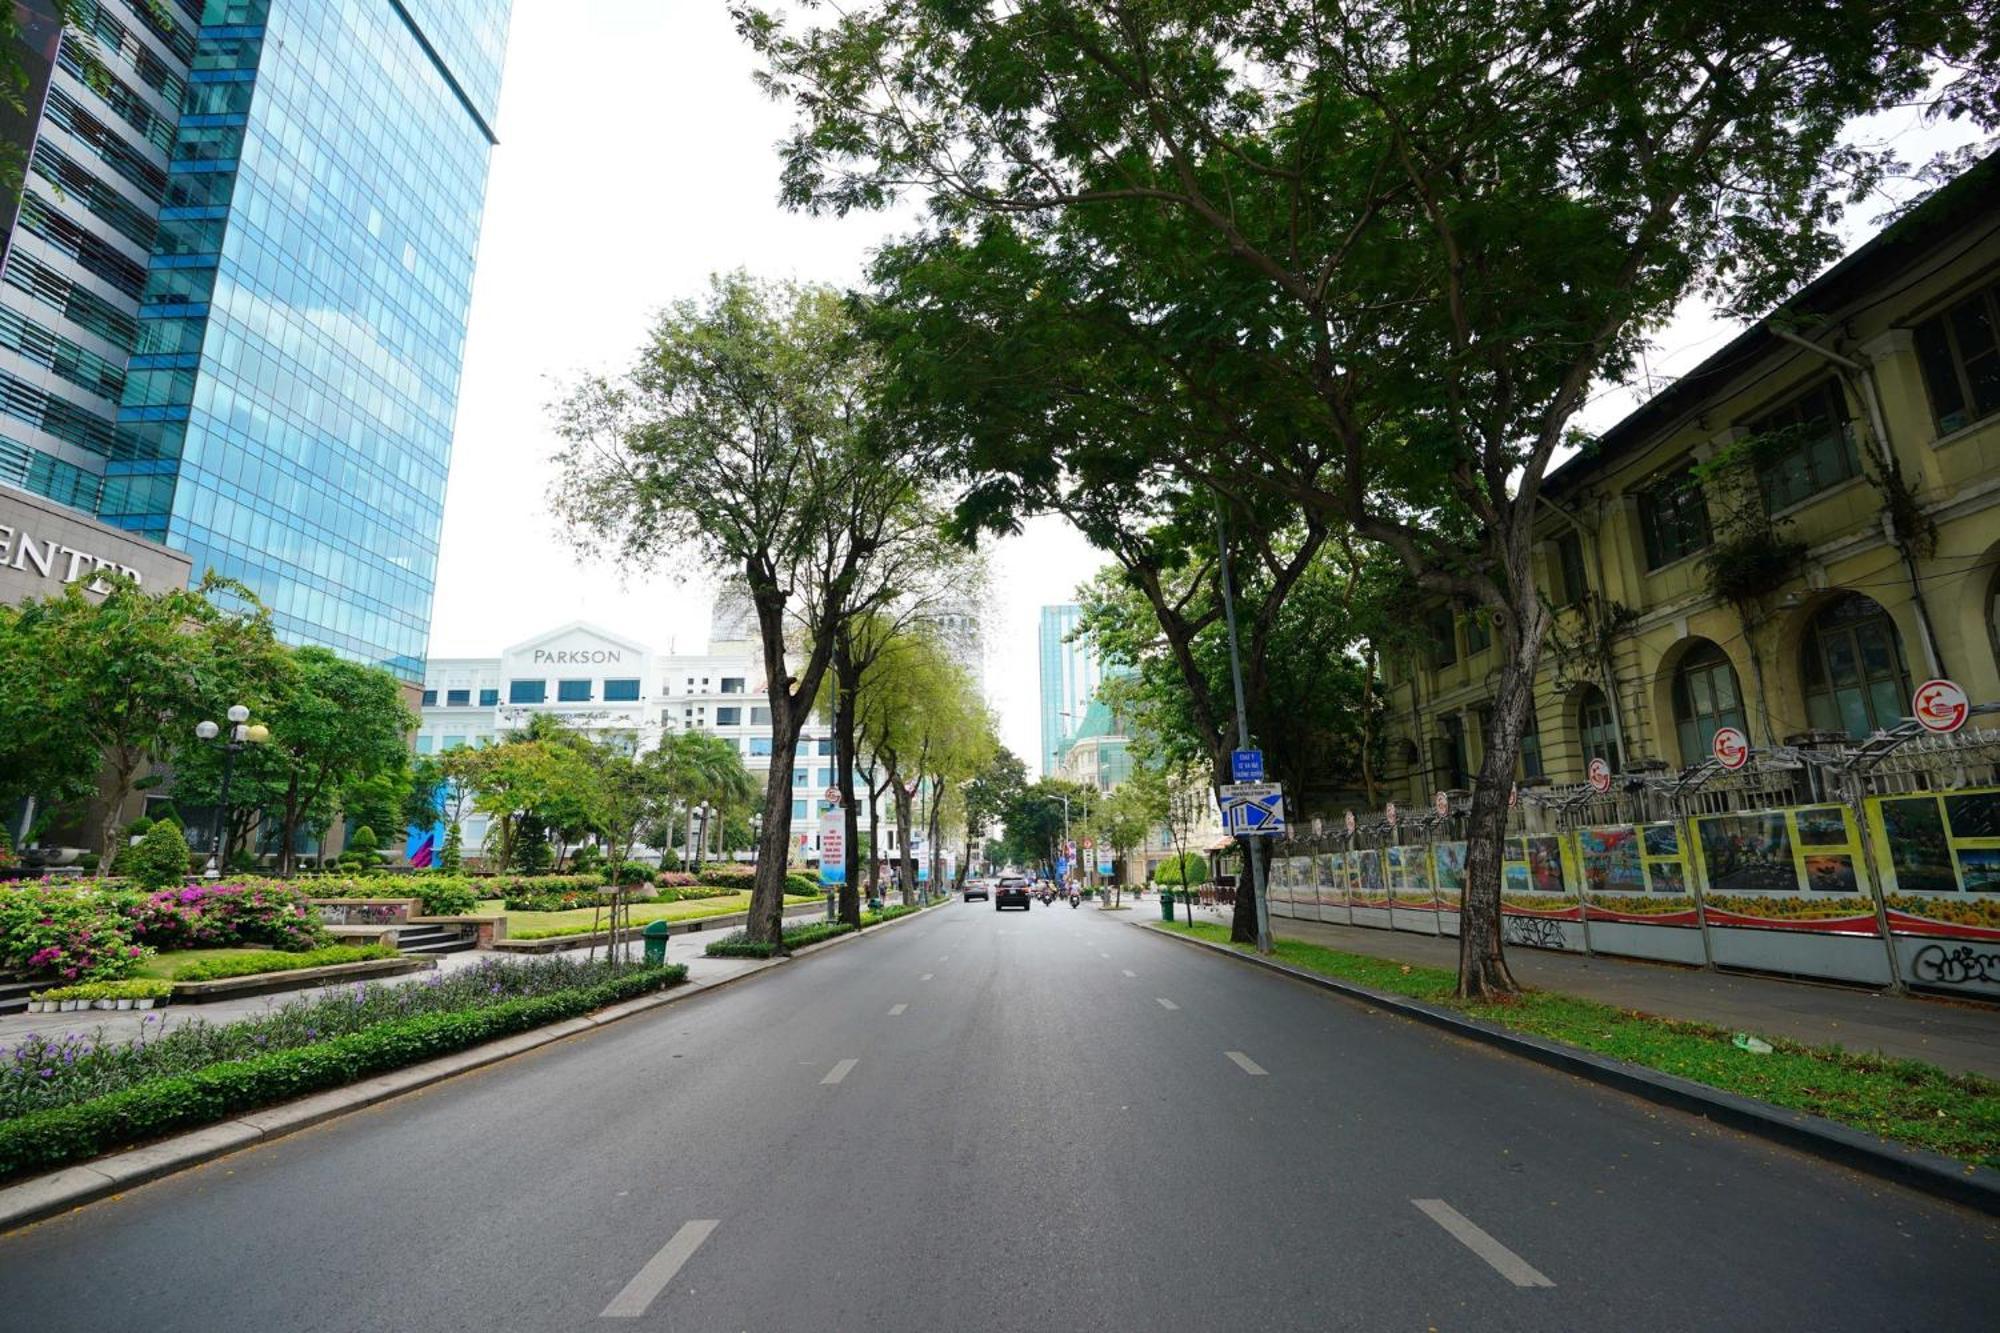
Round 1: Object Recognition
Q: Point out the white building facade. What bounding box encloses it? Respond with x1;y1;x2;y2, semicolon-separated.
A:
417;608;907;864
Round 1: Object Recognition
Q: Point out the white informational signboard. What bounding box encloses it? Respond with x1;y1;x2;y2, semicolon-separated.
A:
819;808;846;885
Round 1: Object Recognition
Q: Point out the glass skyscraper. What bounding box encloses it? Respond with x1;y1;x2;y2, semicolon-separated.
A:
1038;603;1104;778
1;0;511;681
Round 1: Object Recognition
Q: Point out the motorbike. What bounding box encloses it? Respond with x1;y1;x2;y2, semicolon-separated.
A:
1068;890;1081;908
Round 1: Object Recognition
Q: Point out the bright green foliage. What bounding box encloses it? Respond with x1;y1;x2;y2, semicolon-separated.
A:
1153;853;1209;887
127;820;192;891
30;978;173;1003
439;822;463;874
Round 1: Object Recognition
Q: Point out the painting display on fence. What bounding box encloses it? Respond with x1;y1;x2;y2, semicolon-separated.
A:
1867;789;2000;939
1388;845;1436;909
1578;824;1698;924
1694;808;1879;933
1501;834;1576;916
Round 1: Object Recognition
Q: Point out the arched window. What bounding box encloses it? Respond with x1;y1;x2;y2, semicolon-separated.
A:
1671;641;1748;764
1577;685;1620;773
1801;592;1911;738
1988;565;2000;672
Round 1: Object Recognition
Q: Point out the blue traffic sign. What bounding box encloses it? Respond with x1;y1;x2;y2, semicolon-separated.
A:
1231;749;1264;782
1219;782;1286;836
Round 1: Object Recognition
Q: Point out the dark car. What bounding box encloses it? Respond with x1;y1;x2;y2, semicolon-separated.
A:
963;879;990;902
994;875;1033;911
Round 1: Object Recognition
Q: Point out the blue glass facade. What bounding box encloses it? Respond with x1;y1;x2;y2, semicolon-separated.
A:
95;0;511;681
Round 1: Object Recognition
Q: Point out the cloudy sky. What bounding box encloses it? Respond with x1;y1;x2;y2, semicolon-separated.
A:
430;0;1980;775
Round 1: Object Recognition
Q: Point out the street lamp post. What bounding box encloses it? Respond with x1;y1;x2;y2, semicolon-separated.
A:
192;705;268;879
690;802;708;873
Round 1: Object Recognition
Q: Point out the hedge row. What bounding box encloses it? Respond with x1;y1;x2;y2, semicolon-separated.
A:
174;944;401;982
0;963;687;1182
704;920;856;958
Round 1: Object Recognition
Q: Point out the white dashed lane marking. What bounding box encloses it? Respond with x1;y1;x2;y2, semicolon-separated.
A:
822;1059;858;1085
1156;998;1179;1010
1412;1199;1555;1288
1121;969;1136;977
601;1220;719;1317
888;1003;907;1016
1224;1050;1268;1076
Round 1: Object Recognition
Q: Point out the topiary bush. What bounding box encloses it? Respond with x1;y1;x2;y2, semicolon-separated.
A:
608;860;654;887
126;820;192;891
1153;852;1210;886
694;864;755;888
438;821;463;873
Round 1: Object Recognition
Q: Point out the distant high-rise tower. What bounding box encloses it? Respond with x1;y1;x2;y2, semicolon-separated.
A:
0;0;514;681
1038;603;1102;777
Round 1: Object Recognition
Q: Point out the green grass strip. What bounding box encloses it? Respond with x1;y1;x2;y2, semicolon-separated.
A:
0;964;688;1182
1158;921;2000;1166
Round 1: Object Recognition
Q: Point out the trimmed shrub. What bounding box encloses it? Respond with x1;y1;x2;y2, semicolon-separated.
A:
126;821;192;891
704;920;854;957
786;873;821;897
1153;852;1210;887
0;963;688;1180
337;825;380;873
175;944;400;981
609;860;653;887
656;871;697;889
439;821;463;873
693;864;755;888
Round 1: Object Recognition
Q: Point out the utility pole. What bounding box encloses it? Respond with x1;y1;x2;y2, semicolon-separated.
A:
1214;497;1273;954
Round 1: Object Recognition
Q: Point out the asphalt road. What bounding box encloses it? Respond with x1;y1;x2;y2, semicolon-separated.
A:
3;901;1995;1331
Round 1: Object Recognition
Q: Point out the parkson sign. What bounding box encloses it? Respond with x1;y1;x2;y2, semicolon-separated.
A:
531;648;625;664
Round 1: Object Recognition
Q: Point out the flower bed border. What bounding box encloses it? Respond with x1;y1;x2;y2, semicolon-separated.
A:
0;964;688;1185
170;955;436;1003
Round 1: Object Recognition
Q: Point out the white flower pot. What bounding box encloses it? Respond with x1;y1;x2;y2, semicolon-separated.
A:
61;999;80;1012
115;998;133;1010
27;1000;45;1013
94;998;112;1010
135;997;156;1010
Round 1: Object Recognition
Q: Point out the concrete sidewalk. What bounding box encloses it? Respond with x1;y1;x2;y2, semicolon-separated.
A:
1162;901;2000;1081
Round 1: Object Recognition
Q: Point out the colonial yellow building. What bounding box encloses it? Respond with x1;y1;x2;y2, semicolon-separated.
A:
1381;153;2000;800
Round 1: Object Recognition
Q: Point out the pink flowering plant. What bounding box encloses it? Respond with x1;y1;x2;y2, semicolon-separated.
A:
127;882;327;953
0;884;149;982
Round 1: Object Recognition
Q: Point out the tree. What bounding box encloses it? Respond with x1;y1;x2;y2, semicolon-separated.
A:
1095;777;1159;905
256;649;415;875
742;0;1993;995
462;739;597;875
553;274;921;944
0;604;103;843
962;746;1028;883
6;574;286;860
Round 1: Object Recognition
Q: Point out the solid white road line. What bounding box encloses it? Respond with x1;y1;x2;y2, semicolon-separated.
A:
1121;969;1136;978
1224;1050;1268;1076
888;1003;908;1016
1156;998;1179;1010
601;1220;720;1317
1411;1199;1555;1288
822;1058;859;1085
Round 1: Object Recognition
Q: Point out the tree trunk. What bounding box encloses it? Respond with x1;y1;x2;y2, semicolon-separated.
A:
866;771;883;901
833;638;863;927
894;780;916;906
98;749;139;862
1455;599;1548;999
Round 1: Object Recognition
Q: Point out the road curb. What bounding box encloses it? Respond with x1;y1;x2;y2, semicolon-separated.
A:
0;902;960;1234
1137;922;2000;1217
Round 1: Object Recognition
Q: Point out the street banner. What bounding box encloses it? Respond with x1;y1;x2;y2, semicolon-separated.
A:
819;808;845;885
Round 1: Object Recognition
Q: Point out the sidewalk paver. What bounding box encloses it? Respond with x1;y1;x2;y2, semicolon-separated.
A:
1162;903;2000;1081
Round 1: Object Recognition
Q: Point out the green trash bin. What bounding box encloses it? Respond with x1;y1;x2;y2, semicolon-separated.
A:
642;919;671;965
1162;890;1176;923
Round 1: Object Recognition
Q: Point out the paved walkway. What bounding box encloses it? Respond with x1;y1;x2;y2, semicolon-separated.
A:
1159;901;2000;1081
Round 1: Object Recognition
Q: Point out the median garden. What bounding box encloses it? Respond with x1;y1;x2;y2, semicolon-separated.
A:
0;955;687;1181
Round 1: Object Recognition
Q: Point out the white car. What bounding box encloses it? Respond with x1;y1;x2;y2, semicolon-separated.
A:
963;878;990;902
